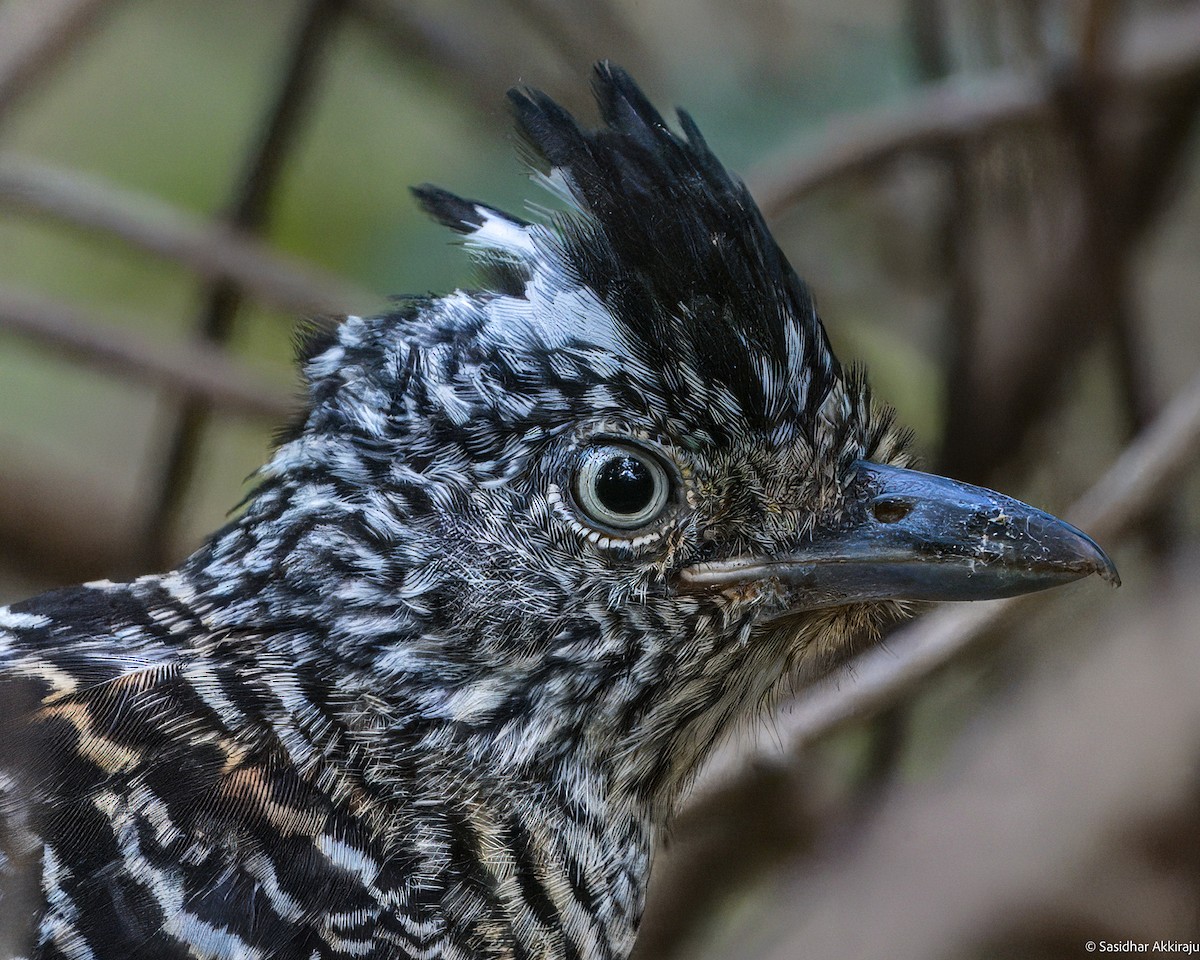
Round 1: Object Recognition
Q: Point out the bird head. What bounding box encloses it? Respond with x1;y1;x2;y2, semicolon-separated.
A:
240;63;1116;814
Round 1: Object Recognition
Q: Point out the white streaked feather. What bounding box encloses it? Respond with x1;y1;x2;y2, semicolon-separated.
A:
464;209;535;256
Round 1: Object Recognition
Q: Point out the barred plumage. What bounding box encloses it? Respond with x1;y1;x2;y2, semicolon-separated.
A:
0;63;1116;960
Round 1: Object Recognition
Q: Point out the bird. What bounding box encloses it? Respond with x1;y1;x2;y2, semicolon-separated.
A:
0;62;1118;960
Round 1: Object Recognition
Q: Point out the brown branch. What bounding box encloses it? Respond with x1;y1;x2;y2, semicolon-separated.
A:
0;288;294;419
703;581;1200;960
746;3;1200;219
0;156;377;316
748;70;1042;219
1069;369;1200;538
1056;0;1180;557
0;0;116;122
689;363;1200;803
937;66;1200;487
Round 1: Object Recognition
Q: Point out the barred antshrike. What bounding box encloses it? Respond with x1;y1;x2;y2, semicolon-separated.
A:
0;63;1117;960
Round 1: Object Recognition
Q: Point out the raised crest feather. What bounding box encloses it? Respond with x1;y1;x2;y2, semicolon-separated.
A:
498;60;842;429
411;184;534;257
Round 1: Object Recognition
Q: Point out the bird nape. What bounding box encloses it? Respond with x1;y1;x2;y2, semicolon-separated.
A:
0;62;1117;960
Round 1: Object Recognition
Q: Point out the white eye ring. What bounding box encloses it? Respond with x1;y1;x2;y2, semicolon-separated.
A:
574;443;671;531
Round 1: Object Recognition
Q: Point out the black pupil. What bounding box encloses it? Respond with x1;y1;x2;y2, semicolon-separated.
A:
595;454;654;516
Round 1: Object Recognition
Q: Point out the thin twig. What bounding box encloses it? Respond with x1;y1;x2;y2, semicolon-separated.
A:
0;156;376;316
0;0;116;122
0;287;294;419
689;365;1200;802
747;3;1200;219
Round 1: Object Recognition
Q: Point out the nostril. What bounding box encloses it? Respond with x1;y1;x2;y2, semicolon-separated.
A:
872;497;913;524
696;539;719;562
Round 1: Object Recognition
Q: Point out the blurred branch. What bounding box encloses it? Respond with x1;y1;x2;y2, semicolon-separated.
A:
500;0;594;70
350;0;643;118
1058;0;1176;555
1079;0;1120;71
0;0;116;122
0;287;294;419
938;67;1200;485
747;2;1200;218
0;461;147;589
750;70;1038;219
914;2;982;483
499;0;650;82
0;156;377;315
0;282;296;588
559;0;646;75
691;363;1200;801
349;0;545;115
142;0;346;567
1070;369;1200;538
709;579;1200;960
851;0;965;807
634;763;818;960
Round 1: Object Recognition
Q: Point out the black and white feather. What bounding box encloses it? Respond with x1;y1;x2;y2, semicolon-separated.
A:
0;63;908;960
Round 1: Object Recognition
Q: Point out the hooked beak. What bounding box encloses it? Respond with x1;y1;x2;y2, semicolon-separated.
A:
679;460;1119;608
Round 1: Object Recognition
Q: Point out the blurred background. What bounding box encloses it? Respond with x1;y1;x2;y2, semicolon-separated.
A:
1;0;1198;957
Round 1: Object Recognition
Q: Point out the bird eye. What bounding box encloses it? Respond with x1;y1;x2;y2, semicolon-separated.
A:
574;444;671;531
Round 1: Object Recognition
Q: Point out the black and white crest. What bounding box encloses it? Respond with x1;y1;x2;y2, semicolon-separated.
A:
411;61;842;436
